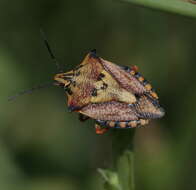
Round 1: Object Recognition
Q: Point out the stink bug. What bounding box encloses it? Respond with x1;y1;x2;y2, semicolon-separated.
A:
54;50;165;134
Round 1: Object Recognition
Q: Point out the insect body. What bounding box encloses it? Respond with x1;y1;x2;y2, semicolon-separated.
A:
54;50;165;134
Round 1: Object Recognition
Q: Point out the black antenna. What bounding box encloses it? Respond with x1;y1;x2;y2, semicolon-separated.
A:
8;82;52;101
40;28;63;72
8;30;62;101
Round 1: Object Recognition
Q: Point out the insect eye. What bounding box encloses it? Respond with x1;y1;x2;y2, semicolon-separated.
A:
65;87;73;95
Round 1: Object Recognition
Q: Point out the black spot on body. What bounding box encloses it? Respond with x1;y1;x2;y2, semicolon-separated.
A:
97;73;105;81
101;83;108;90
100;73;105;78
134;94;140;100
92;88;97;96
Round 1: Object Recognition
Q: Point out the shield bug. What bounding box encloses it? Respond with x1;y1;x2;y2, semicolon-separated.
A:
54;49;165;134
10;31;165;135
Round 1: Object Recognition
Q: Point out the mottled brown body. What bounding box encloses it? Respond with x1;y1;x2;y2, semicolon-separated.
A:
54;50;165;134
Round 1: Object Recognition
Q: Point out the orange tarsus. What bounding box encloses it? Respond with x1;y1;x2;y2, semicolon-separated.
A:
95;128;109;134
95;124;109;134
131;65;139;72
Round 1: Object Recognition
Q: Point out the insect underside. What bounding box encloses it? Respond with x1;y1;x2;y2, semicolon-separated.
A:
54;50;165;134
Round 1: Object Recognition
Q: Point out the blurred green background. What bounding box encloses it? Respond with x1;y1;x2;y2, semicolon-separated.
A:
1;0;196;189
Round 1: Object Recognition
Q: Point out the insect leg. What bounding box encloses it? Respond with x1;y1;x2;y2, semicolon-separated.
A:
95;123;109;135
79;114;90;122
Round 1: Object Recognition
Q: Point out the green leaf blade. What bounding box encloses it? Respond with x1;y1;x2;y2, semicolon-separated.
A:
121;0;196;18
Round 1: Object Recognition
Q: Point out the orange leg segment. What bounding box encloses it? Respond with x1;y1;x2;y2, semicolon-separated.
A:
95;124;109;135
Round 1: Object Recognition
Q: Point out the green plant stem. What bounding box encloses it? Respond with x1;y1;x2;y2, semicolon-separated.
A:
98;129;135;190
121;0;196;18
112;129;135;190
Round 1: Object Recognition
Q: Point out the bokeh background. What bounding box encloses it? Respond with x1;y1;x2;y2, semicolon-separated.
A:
1;0;196;189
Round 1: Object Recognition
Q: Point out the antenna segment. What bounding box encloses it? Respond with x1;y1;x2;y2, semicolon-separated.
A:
40;28;63;72
8;82;52;101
